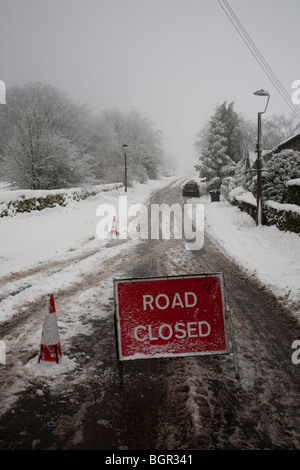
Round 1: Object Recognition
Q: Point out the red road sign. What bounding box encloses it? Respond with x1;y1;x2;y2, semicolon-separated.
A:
114;273;228;361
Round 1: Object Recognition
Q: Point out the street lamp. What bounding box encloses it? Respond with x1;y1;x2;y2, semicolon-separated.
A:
122;144;128;192
253;89;270;225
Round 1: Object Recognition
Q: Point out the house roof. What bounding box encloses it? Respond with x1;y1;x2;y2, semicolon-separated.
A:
264;131;300;160
277;131;300;150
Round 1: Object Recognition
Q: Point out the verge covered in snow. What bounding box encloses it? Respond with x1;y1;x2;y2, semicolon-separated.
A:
204;194;300;319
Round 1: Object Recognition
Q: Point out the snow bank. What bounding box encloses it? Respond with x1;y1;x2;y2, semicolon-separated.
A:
24;354;77;378
227;186;256;206
265;199;300;215
235;192;256;206
0;183;124;203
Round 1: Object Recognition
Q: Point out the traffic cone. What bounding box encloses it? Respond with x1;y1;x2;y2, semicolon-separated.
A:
109;216;119;238
38;293;62;364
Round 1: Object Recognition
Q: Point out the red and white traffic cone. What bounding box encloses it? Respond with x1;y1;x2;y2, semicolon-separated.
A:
38;293;62;364
109;216;119;238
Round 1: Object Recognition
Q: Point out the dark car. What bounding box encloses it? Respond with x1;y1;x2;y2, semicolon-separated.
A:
182;180;200;197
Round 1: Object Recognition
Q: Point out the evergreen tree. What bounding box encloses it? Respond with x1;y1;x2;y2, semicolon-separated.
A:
217;101;243;163
194;103;238;185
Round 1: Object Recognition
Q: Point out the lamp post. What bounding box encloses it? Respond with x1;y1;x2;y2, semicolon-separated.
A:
253;89;270;225
122;144;128;192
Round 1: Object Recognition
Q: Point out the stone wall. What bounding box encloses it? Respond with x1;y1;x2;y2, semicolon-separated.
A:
229;189;300;234
0;183;123;217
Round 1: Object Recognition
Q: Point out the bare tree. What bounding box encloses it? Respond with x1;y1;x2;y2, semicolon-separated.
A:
88;108;164;183
3;84;93;189
263;112;300;150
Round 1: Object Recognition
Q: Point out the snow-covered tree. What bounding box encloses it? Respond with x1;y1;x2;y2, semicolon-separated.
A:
194;103;238;185
263;113;300;151
126;110;163;180
1;82;166;188
89;108;164;183
4;101;93;189
1;83;94;189
0;83;89;152
216;101;244;163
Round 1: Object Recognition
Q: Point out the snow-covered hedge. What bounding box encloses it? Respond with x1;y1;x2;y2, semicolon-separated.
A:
0;183;123;217
287;178;300;206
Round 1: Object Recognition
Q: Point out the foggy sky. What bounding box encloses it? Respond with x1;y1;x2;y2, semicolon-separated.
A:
1;0;300;171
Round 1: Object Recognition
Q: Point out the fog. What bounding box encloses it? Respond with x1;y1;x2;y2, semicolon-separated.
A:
1;0;300;172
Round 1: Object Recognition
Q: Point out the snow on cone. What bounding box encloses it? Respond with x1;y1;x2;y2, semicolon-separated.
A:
39;293;62;364
109;216;119;238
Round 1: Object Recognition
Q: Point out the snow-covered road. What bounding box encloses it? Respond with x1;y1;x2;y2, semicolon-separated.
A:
0;176;299;450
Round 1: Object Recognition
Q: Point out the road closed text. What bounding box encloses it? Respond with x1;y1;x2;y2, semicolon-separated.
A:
134;321;211;342
143;292;197;310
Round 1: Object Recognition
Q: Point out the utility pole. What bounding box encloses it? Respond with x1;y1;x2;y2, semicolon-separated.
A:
253;89;270;225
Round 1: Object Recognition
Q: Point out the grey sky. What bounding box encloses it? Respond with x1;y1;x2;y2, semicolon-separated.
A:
1;0;300;171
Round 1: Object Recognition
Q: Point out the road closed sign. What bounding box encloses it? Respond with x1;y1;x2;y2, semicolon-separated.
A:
114;273;229;361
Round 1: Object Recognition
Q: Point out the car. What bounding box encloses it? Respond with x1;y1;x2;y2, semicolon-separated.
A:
182;180;200;197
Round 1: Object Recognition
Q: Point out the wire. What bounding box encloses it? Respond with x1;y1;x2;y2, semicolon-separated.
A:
217;0;300;120
223;0;293;109
224;0;299;118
